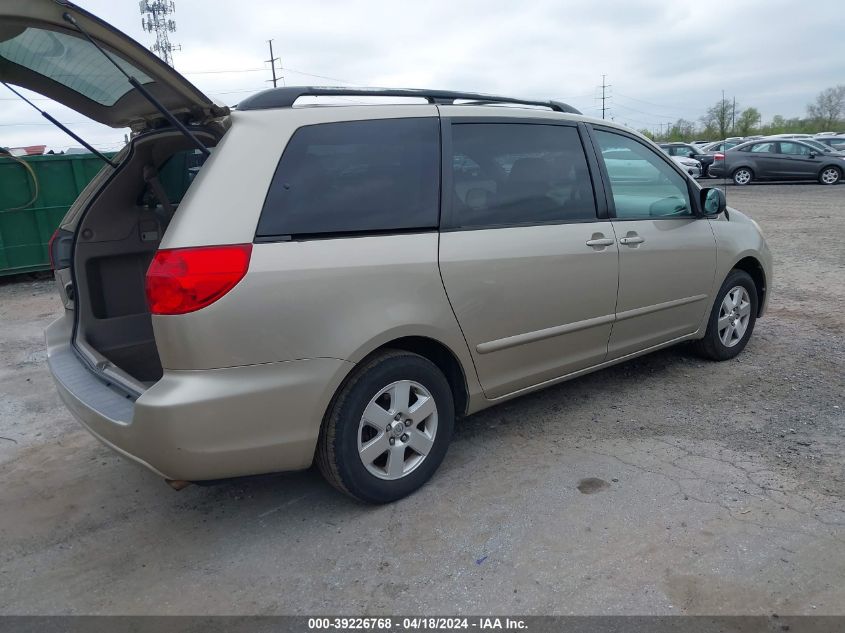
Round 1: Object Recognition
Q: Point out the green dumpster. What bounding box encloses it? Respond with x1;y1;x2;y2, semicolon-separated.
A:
0;152;114;276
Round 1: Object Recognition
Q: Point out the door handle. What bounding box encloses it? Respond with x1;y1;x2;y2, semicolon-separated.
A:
586;237;615;247
619;235;645;246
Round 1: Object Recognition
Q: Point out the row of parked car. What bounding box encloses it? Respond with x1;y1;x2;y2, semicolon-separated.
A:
658;133;845;185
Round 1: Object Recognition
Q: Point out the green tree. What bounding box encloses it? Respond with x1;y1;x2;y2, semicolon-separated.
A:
806;85;845;129
770;115;786;131
735;107;761;136
667;118;696;142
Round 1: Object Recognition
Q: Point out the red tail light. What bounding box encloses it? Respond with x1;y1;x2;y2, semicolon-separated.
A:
145;244;252;315
714;153;725;161
48;228;73;270
48;229;59;270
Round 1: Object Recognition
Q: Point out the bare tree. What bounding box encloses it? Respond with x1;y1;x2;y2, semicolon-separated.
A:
807;85;845;129
701;98;733;138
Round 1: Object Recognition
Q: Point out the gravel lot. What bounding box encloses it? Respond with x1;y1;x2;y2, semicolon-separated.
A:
0;183;843;615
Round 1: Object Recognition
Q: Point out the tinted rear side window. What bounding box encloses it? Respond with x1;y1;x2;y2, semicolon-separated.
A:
257;118;440;238
449;123;596;228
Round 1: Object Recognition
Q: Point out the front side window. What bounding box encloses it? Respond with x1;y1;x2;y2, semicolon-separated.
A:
779;142;812;156
594;130;692;219
449;123;597;228
257;118;440;238
751;142;776;153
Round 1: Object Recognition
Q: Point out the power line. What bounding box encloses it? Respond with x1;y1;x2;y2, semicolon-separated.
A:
207;87;265;96
613;91;692;112
282;67;353;84
180;67;266;74
612;102;677;120
174;66;354;84
550;92;596;101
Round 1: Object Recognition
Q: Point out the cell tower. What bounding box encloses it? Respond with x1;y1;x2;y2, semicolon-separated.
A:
139;1;181;67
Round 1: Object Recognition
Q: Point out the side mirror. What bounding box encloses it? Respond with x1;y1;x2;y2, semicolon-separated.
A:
809;152;817;158
700;187;726;216
688;151;696;158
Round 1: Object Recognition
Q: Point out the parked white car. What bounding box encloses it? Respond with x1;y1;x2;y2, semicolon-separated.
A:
670;156;702;178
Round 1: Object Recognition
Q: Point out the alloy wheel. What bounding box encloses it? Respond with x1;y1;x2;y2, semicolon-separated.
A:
821;168;840;185
718;286;752;347
357;380;438;480
733;169;751;185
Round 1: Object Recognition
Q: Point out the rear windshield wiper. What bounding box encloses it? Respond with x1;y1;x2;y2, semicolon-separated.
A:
61;11;211;158
2;81;118;167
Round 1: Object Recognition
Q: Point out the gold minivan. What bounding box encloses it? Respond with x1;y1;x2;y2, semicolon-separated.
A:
2;1;771;502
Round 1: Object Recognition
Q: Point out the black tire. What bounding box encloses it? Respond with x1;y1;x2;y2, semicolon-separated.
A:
316;349;454;504
732;167;753;186
819;165;841;185
693;269;758;361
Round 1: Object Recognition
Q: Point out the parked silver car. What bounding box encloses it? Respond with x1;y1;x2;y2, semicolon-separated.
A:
702;140;745;153
670;155;702;178
1;0;772;502
813;135;845;152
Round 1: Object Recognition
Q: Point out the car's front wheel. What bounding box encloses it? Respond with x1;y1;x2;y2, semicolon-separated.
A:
732;167;753;186
316;349;454;503
819;166;841;185
693;269;758;361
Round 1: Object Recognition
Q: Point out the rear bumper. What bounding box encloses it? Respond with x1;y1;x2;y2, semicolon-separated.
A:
46;315;352;481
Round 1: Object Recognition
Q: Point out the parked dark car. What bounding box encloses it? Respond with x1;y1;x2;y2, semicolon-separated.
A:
813;135;845;152
659;142;716;177
709;139;845;185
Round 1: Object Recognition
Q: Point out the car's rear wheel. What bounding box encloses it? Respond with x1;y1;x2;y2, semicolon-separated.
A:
316;349;454;503
819;166;841;185
693;269;758;361
732;167;753;186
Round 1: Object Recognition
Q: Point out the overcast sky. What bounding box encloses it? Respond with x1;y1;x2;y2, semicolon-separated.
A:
2;0;843;151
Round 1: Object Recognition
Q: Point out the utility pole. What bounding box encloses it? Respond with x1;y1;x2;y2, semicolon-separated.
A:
732;96;736;132
600;74;611;120
266;39;280;88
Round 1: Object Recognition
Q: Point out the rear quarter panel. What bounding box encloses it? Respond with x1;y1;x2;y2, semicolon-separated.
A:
152;233;474;368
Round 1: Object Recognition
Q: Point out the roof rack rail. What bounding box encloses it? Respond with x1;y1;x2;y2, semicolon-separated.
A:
236;86;582;115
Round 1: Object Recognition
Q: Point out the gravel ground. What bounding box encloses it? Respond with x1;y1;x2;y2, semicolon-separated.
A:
0;183;842;615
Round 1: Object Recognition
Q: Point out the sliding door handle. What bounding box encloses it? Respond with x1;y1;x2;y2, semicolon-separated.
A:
586;237;615;247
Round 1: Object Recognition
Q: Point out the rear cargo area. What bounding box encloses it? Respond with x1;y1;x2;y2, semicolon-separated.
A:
70;129;218;389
